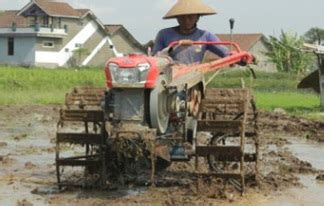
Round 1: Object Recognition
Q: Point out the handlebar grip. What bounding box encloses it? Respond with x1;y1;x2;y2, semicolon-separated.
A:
179;39;194;46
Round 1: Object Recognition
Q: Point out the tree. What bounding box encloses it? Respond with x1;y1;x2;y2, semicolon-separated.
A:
265;30;313;74
304;27;324;45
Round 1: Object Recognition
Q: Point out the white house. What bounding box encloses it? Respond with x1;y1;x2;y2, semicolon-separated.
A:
0;0;142;67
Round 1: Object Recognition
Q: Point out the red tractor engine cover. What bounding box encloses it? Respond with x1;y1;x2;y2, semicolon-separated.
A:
105;41;255;89
105;54;168;89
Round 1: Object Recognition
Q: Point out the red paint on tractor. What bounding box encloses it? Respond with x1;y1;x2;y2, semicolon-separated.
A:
105;54;162;89
105;41;255;89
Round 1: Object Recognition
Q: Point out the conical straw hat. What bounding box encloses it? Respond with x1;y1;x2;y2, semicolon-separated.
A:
163;0;217;19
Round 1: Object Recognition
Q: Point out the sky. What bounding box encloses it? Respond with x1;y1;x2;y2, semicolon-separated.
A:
1;0;324;43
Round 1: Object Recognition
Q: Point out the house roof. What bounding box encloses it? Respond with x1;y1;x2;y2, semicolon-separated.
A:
76;9;91;18
0;1;95;28
105;24;123;35
18;0;83;18
216;33;265;51
105;24;146;52
0;10;28;27
203;33;266;62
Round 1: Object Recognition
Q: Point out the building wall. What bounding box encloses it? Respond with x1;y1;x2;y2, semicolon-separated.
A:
0;14;126;67
87;41;115;67
56;17;90;51
0;36;36;66
35;17;88;52
250;41;276;72
111;31;144;55
34;16;106;67
70;28;115;67
35;37;62;52
76;28;105;64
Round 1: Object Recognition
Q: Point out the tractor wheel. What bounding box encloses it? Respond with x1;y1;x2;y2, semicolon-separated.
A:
149;75;169;134
207;133;227;172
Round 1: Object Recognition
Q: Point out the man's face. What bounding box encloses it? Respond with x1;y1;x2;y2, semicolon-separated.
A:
177;14;199;30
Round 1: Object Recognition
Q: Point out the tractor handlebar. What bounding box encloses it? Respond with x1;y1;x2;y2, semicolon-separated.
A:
167;40;255;66
167;40;242;53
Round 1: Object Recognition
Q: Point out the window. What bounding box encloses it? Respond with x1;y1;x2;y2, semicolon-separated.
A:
43;16;49;27
8;37;14;56
75;43;83;48
43;41;54;48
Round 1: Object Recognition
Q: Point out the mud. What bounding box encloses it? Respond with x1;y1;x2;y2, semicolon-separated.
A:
0;105;324;205
316;174;324;181
258;110;324;142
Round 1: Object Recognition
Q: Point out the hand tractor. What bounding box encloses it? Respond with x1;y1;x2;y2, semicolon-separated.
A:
55;41;259;194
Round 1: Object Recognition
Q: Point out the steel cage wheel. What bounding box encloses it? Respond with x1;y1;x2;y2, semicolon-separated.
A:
207;133;227;172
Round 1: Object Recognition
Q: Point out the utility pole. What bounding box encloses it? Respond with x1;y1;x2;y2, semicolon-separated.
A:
318;55;324;110
229;18;235;52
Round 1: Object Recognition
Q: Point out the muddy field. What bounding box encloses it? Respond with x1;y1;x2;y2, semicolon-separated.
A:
0;105;324;206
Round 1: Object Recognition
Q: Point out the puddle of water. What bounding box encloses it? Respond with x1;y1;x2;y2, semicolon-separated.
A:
287;137;324;170
229;137;324;206
0;181;52;206
125;187;146;196
31;186;61;195
267;144;278;152
262;137;324;206
261;175;324;206
0;138;54;167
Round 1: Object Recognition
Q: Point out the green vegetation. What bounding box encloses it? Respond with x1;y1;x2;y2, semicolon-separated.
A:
207;69;321;120
71;47;90;67
265;31;313;74
255;91;319;113
0;66;321;120
0;65;105;104
207;70;299;91
304;27;324;45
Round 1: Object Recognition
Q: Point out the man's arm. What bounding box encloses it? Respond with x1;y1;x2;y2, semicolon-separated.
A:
152;30;167;55
206;32;230;58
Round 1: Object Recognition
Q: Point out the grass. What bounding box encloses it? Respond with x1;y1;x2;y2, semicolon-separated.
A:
206;69;300;91
255;91;321;118
0;65;322;120
0;66;105;104
207;69;322;120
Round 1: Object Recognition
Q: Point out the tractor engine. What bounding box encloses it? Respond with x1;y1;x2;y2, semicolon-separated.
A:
104;53;186;134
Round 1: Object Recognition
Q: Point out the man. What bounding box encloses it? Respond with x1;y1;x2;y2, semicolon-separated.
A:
152;0;229;64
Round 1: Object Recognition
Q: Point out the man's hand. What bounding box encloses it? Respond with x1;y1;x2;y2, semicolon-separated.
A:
179;39;194;46
237;56;248;66
237;55;257;66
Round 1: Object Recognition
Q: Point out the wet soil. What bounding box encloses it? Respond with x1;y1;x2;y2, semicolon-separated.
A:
258;110;324;142
0;105;324;205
